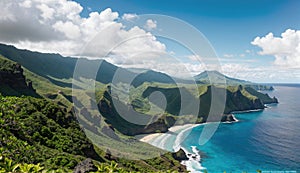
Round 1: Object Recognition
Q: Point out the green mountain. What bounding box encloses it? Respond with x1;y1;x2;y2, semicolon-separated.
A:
0;44;184;88
194;70;274;90
0;44;274;90
0;43;278;172
194;70;247;84
102;83;277;127
0;53;187;172
0;95;187;172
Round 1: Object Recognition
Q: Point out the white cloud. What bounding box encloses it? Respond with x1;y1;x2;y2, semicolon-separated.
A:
53;21;81;39
19;0;32;8
0;1;16;21
122;13;138;21
219;63;300;83
0;0;166;59
187;55;201;61
223;54;234;58
245;49;251;54
252;29;300;68
1;1;297;83
119;61;203;79
36;3;55;20
144;19;157;30
223;53;245;58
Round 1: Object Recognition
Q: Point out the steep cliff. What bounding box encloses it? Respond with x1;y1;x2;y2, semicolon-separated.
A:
97;90;173;136
96;84;278;136
0;55;37;96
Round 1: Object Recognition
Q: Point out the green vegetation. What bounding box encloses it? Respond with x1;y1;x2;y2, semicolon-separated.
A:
0;43;278;172
0;155;182;173
244;86;278;104
0;95;186;172
0;55;17;72
0;95;99;169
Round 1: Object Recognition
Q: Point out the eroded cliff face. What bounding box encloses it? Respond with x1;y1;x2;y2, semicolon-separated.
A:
1;64;29;88
97;91;172;136
226;89;264;113
96;84;279;136
0;62;36;96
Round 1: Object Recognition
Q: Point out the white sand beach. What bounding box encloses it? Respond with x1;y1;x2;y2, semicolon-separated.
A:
138;133;163;142
138;124;199;143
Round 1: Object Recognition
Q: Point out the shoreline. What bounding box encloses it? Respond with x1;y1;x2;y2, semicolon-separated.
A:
138;124;199;143
137;121;236;172
137;123;207;173
137;108;263;172
138;115;240;143
231;108;264;114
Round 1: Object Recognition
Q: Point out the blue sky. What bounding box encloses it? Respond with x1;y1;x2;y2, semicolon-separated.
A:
0;0;299;82
76;0;299;55
76;0;300;83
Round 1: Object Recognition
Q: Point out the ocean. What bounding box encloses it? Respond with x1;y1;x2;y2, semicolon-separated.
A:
181;85;300;172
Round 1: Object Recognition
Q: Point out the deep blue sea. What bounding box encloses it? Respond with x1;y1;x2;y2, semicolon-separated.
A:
182;85;300;172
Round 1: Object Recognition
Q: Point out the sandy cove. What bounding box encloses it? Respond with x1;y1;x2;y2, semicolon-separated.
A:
137;124;199;143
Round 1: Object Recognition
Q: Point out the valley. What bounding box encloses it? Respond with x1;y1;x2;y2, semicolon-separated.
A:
0;44;278;172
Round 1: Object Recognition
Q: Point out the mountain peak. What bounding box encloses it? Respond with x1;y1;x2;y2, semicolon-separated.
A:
194;70;249;85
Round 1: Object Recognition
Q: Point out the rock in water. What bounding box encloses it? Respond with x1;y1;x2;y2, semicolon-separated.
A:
221;114;237;122
172;148;189;161
73;158;97;173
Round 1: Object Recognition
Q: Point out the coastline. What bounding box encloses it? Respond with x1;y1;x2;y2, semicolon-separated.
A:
231;108;264;114
137;115;241;172
138;124;199;143
137;123;206;173
137;108;268;172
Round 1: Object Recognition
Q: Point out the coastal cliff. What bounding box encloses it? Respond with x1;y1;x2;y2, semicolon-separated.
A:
0;44;279;172
98;90;173;135
96;84;278;136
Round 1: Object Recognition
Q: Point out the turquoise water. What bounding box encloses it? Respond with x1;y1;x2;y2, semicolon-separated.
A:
182;85;300;172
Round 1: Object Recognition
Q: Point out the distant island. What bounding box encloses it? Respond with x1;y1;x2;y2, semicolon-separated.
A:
0;43;278;172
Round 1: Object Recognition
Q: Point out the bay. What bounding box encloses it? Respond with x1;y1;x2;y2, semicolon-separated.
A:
182;85;300;172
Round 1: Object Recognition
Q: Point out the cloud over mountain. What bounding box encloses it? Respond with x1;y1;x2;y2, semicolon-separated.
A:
0;0;166;58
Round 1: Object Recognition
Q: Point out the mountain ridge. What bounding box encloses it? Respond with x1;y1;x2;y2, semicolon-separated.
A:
0;50;187;172
0;42;279;172
194;70;274;90
0;43;274;89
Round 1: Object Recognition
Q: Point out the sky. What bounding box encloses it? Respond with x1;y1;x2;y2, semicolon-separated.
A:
0;0;300;83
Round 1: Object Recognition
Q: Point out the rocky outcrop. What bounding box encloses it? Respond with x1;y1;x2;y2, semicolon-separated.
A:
271;96;278;103
0;62;36;96
0;64;27;88
73;158;97;173
221;114;237;122
172;148;189;161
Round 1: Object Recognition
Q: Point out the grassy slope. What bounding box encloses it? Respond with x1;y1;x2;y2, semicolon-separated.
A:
0;55;16;71
0;95;186;172
0;44;278;172
121;83;273;118
94;82;275;137
0;55;186;172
